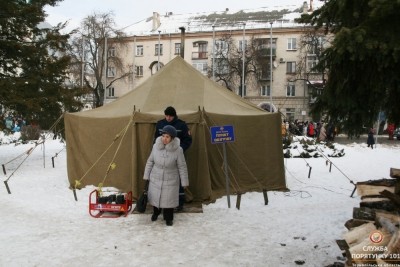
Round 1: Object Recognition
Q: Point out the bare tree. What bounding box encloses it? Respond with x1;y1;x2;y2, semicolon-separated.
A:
293;28;330;96
211;34;274;98
69;12;132;108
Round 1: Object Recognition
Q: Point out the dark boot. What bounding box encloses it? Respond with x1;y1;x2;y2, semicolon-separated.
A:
163;208;174;226
151;207;161;221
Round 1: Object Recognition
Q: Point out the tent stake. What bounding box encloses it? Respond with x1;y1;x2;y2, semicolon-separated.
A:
51;157;55;168
4;181;11;194
350;184;357;198
2;164;6;175
263;190;268;205
329;162;332;172
308;166;312;178
236;193;242;210
73;189;78;201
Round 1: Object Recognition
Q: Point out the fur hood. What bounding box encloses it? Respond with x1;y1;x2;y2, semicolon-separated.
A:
155;136;181;152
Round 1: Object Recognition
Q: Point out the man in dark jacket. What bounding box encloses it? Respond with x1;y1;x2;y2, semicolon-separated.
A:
154;106;192;210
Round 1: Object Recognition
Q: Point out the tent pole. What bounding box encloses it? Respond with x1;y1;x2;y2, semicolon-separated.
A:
223;143;231;208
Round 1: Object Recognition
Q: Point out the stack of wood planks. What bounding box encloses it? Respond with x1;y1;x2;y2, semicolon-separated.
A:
337;168;400;266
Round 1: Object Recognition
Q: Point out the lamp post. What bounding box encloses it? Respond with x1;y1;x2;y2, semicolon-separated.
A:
269;21;273;112
103;36;107;105
242;22;246;97
212;24;215;80
157;30;161;71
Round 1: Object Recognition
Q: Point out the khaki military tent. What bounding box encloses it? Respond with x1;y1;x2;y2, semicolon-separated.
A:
65;56;287;202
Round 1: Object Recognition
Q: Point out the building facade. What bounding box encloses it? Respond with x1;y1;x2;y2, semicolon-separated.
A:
105;4;326;122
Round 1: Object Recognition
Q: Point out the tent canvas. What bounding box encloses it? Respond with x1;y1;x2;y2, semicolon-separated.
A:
64;56;287;203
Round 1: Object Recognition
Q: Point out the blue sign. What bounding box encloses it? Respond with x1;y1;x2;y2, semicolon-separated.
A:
210;125;235;144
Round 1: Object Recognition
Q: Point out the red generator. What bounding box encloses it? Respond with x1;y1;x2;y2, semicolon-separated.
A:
89;189;132;218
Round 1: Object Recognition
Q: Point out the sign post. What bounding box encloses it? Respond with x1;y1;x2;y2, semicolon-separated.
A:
210;125;235;208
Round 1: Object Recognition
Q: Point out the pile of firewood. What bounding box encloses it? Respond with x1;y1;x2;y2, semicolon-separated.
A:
336;168;400;266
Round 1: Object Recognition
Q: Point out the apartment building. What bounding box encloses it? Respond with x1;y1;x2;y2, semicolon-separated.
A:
106;2;325;122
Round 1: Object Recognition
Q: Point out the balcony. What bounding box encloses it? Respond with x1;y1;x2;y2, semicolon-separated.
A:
257;45;276;57
258;71;273;81
192;51;208;60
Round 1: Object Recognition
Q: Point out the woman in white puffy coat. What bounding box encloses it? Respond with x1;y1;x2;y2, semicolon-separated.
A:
143;125;189;226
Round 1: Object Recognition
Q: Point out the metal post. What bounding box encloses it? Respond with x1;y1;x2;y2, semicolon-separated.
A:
242;23;246;97
81;37;84;88
103;37;107;105
269;22;273;112
158;30;161;71
223;143;231;208
212;25;215;80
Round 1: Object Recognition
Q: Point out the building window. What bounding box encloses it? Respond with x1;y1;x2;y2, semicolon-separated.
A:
286;108;295;121
215;58;229;74
192;62;208;75
135;65;143;77
286;84;295;97
136;45;143;56
108;87;115;97
215;40;228;56
238;40;248;52
192;41;208;59
255;38;277;56
174;43;181;55
286;62;296;73
287;38;297;50
155;44;163;56
261;85;271;96
108;47;116;57
307;55;318;73
107;66;115;77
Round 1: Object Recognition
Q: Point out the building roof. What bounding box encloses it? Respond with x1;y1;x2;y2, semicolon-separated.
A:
123;2;322;36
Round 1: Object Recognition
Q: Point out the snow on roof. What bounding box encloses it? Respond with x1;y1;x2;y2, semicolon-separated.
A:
123;2;323;36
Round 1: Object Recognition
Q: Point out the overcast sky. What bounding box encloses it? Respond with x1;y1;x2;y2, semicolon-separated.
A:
44;0;307;32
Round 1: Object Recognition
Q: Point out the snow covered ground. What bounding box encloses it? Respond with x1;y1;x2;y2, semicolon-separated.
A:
0;133;399;267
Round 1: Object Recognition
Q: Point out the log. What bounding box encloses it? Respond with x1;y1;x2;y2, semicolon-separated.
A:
344;222;376;246
356;179;396;198
345;219;370;230
335;240;352;266
390;168;400;179
375;230;400;265
380;190;400;209
376;210;400;225
353;207;376;221
360;199;396;212
349;229;391;265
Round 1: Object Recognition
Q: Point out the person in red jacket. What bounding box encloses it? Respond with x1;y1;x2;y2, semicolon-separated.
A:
307;121;315;137
387;123;395;140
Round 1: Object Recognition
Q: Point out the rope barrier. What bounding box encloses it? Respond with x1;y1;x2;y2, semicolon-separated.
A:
3;140;45;194
316;147;356;197
2;113;64;194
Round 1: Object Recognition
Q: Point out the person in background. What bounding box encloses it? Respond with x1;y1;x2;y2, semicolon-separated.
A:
387;123;395;140
367;128;375;149
154;106;192;211
144;125;189;226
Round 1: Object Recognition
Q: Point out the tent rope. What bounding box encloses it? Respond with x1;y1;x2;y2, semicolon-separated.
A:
73;113;135;191
97;116;134;194
316;147;355;185
42;113;65;140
